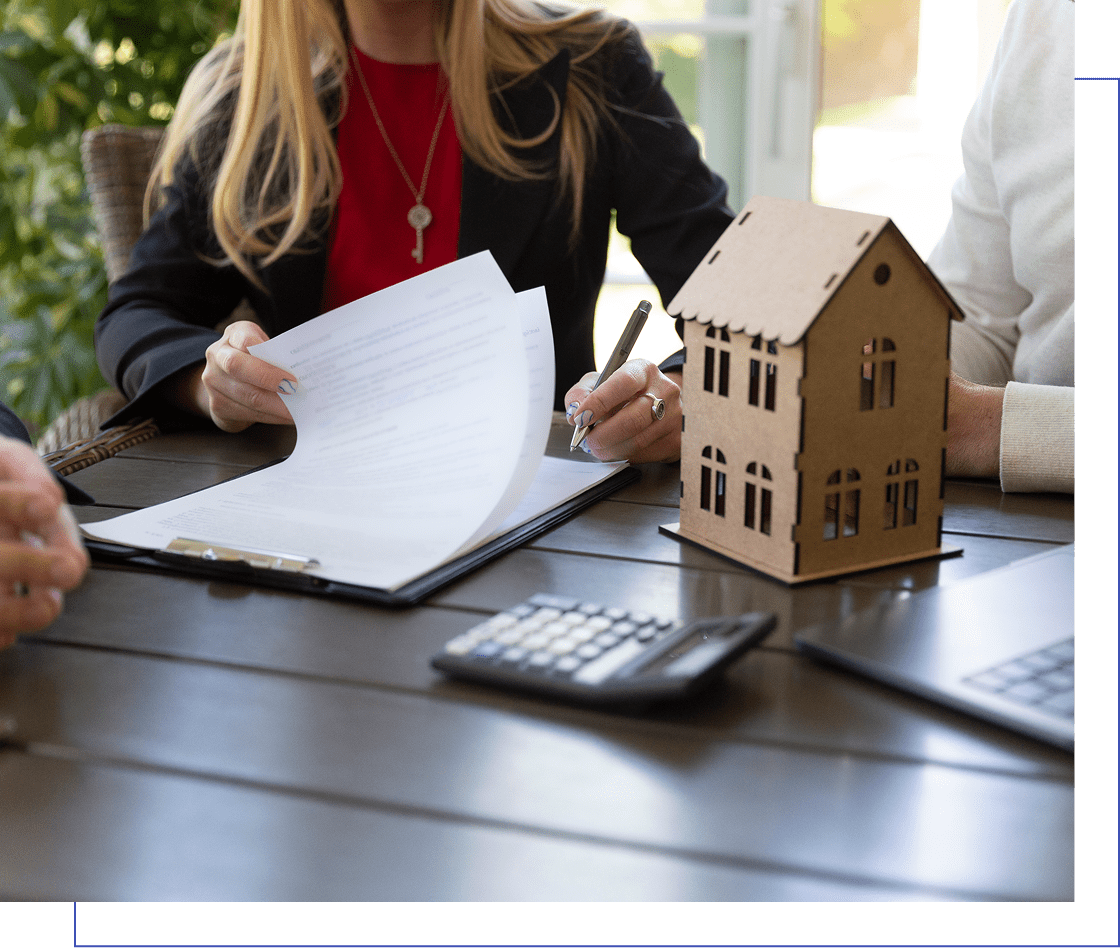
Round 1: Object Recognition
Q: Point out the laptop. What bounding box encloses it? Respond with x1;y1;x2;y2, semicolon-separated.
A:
795;544;1074;751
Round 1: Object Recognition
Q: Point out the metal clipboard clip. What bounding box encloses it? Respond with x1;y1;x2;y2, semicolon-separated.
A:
164;538;321;574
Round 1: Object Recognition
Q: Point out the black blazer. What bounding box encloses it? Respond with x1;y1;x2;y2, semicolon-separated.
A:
95;23;734;427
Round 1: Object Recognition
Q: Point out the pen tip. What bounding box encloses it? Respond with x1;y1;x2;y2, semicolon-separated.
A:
638;300;652;315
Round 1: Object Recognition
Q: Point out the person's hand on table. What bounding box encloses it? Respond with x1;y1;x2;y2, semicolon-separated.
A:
565;360;682;463
0;436;89;647
178;320;297;433
946;370;1004;479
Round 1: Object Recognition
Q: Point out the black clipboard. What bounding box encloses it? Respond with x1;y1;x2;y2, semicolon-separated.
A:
84;464;640;607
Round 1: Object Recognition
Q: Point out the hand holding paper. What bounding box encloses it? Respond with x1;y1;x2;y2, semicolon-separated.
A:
83;253;631;595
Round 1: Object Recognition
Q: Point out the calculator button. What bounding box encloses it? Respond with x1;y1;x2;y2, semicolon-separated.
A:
527;651;555;668
594;632;621;650
574;638;646;685
575;643;603;661
554;656;582;674
508;603;536;618
488;613;519;629
610;621;637;637
471;641;503;659
500;646;527;664
585;616;612;632
568;626;597;643
443;636;475;655
520;633;551;651
542;621;571;637
522;614;549;628
493;628;523;645
547;637;579;656
604;607;628;621
576;602;602;615
636;625;658;642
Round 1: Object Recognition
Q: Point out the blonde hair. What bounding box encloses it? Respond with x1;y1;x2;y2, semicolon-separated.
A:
148;0;623;285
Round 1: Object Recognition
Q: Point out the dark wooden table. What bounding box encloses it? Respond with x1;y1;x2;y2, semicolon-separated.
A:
0;420;1074;900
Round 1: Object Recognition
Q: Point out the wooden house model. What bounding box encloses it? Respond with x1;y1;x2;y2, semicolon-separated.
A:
662;196;964;583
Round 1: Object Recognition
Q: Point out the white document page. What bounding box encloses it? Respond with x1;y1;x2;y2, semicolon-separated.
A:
83;254;628;591
461;285;554;549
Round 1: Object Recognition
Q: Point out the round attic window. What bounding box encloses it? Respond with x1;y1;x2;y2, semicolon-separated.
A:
874;263;891;285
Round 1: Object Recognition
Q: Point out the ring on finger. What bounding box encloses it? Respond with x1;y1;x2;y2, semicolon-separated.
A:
642;392;666;422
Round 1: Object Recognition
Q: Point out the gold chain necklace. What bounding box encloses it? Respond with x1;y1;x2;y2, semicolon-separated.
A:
349;46;450;264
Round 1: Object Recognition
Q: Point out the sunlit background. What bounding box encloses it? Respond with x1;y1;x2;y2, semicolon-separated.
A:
590;0;1013;370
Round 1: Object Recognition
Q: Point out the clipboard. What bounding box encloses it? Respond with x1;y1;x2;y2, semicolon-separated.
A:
84;464;640;607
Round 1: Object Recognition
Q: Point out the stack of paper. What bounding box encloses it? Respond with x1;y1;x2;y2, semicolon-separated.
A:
83;253;629;593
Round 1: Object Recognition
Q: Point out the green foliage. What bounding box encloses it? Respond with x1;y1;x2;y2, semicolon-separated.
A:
0;0;234;433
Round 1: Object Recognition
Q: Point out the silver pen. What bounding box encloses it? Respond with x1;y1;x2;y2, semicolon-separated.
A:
570;300;652;451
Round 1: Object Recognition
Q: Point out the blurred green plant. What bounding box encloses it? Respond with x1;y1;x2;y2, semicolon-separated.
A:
0;0;234;434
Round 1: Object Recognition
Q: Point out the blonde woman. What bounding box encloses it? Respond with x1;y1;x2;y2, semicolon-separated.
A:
95;0;733;463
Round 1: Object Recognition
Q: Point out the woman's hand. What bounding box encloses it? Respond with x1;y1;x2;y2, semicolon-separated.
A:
0;437;89;647
182;321;297;433
565;360;682;463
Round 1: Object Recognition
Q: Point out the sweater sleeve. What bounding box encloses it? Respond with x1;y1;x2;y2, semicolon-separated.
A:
999;382;1074;494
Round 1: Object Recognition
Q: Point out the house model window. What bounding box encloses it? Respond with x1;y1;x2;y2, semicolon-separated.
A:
699;446;727;516
744;462;773;535
860;338;896;411
748;336;779;410
703;328;732;396
663;195;964;584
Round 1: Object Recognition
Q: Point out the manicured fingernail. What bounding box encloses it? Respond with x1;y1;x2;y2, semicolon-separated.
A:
277;379;298;395
572;409;593;428
566;401;580;419
580;442;594;456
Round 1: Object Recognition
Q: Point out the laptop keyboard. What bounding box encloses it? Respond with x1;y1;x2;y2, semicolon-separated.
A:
963;638;1074;719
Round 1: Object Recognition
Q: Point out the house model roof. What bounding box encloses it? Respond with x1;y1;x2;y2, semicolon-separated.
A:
668;195;951;345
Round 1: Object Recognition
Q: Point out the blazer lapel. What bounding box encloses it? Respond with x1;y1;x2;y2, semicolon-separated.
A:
458;49;570;279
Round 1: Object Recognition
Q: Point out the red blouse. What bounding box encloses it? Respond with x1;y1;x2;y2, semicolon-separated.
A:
322;48;463;313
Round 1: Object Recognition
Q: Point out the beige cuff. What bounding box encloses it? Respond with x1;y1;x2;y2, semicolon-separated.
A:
999;382;1075;493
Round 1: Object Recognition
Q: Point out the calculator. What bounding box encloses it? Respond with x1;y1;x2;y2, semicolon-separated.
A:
431;593;776;704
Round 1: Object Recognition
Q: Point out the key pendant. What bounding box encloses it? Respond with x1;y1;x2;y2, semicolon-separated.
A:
408;204;433;263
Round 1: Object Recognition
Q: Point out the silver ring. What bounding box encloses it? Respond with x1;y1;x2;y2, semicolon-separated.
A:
644;392;666;421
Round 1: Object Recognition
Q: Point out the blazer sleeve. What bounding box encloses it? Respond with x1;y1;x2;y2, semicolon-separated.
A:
93;160;252;428
602;27;734;373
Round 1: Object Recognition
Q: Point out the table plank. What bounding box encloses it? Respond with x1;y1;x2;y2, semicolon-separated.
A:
31;568;1071;778
532;499;1061;590
0;646;1073;900
942;480;1074;543
118;426;296;467
0;753;955;901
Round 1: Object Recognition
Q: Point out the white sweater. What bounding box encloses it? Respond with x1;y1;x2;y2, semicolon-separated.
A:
927;0;1074;493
